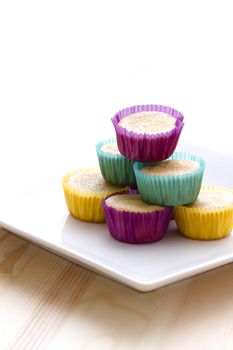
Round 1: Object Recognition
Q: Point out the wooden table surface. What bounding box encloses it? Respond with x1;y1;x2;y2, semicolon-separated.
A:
1;227;233;349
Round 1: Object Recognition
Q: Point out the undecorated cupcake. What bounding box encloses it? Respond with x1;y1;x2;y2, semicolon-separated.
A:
133;152;205;206
103;191;172;243
112;104;184;162
174;185;233;240
62;168;129;223
96;138;135;186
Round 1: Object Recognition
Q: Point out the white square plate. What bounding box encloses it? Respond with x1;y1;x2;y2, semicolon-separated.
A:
0;145;233;292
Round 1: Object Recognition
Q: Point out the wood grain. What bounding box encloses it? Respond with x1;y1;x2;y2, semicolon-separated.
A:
1;227;233;350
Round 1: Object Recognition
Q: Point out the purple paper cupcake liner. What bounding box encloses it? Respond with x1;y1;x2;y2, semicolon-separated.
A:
103;192;172;244
112;104;184;162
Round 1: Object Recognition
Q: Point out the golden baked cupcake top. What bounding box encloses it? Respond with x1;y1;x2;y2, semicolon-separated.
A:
100;142;121;155
141;160;200;176
187;188;233;210
105;194;164;213
67;169;125;193
118;111;176;135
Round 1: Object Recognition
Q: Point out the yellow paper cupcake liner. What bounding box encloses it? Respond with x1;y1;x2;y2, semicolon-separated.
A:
62;169;128;223
174;185;233;240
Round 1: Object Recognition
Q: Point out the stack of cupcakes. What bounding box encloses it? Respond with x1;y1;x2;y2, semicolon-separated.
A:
63;104;233;243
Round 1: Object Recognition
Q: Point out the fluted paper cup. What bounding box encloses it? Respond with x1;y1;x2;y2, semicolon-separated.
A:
103;191;172;243
96;138;135;186
174;185;233;240
112;104;184;162
134;152;205;206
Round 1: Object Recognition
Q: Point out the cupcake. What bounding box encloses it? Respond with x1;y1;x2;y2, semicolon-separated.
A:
174;185;233;240
96;138;135;186
62;168;128;223
133;152;205;206
112;104;184;162
103;191;172;243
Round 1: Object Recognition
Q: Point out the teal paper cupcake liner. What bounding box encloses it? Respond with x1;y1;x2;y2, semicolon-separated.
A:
96;138;135;186
133;152;205;206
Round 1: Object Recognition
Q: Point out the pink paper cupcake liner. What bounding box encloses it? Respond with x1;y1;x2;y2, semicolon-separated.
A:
112;104;184;162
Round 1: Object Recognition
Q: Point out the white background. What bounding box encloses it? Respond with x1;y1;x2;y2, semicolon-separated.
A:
0;0;233;195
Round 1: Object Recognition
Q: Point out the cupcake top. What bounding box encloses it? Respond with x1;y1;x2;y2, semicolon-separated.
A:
100;142;121;155
141;160;200;176
67;169;125;193
118;111;176;135
105;194;164;213
187;188;233;210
